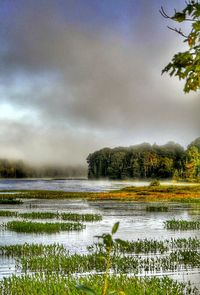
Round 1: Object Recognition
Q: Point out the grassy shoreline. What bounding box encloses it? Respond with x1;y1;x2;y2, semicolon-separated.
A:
0;184;200;202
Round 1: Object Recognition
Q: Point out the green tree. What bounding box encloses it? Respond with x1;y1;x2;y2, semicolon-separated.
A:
185;146;200;179
160;1;200;93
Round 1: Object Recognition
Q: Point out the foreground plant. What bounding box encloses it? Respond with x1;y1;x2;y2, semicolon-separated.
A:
77;222;120;295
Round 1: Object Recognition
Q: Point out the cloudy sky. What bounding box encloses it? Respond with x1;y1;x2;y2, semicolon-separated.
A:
0;0;199;166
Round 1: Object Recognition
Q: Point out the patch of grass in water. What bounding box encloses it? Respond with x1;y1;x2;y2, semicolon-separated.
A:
146;205;169;212
19;212;59;219
60;212;102;222
6;220;85;233
164;219;200;230
0;198;22;204
0;243;66;257
0;210;102;222
0;211;17;217
19;250;200;274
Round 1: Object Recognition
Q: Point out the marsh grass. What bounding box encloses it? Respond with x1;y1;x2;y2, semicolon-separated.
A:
146;206;169;212
0;184;200;203
0;243;66;257
164;219;200;230
0;211;17;217
19;212;59;219
6;220;85;233
60;212;102;222
0;198;22;204
0;210;102;222
0;274;197;295
19;250;200;274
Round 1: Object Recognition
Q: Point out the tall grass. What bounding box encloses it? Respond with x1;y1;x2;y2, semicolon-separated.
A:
89;237;200;254
18;248;200;274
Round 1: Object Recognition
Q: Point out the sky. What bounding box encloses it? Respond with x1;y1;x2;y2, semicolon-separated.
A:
0;0;199;167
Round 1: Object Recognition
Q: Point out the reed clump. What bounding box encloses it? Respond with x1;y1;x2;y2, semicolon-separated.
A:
0;243;66;257
0;198;22;204
19;212;59;219
0;210;102;222
60;212;102;222
0;211;17;217
164;219;200;230
6;220;85;233
146;206;169;212
18;250;200;274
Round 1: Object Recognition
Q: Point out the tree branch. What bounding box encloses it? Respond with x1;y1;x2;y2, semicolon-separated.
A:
167;26;188;38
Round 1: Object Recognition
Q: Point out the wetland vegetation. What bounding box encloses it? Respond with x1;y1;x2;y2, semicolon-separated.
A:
5;220;85;233
0;210;102;221
164;219;200;230
1;274;198;295
0;183;200;294
1;183;200;203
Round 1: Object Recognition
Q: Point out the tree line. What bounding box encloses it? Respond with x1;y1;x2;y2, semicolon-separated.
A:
87;138;200;181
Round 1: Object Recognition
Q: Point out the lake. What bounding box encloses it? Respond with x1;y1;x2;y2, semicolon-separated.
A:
0;178;194;192
0;179;199;291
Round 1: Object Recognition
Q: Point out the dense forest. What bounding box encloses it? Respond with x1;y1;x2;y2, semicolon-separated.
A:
0;160;86;178
87;138;200;181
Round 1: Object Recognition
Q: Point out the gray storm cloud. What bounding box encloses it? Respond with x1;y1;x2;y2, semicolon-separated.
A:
0;0;199;166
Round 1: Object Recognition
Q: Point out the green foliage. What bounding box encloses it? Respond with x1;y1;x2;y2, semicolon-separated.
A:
161;1;200;93
0;274;197;295
78;222;120;295
5;220;85;233
87;142;185;180
0;210;102;222
0;198;22;204
164;219;200;230
185;146;200;180
87;138;200;181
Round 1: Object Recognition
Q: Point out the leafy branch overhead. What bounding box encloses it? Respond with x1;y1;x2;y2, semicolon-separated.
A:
160;1;200;93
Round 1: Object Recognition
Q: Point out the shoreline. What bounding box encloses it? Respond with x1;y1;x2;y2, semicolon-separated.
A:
0;184;200;203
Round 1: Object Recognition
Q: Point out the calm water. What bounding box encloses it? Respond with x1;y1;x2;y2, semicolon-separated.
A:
0;178;150;192
0;180;199;289
0;178;194;192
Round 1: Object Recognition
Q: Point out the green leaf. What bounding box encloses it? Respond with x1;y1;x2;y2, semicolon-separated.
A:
76;284;96;295
172;12;186;22
112;222;120;235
